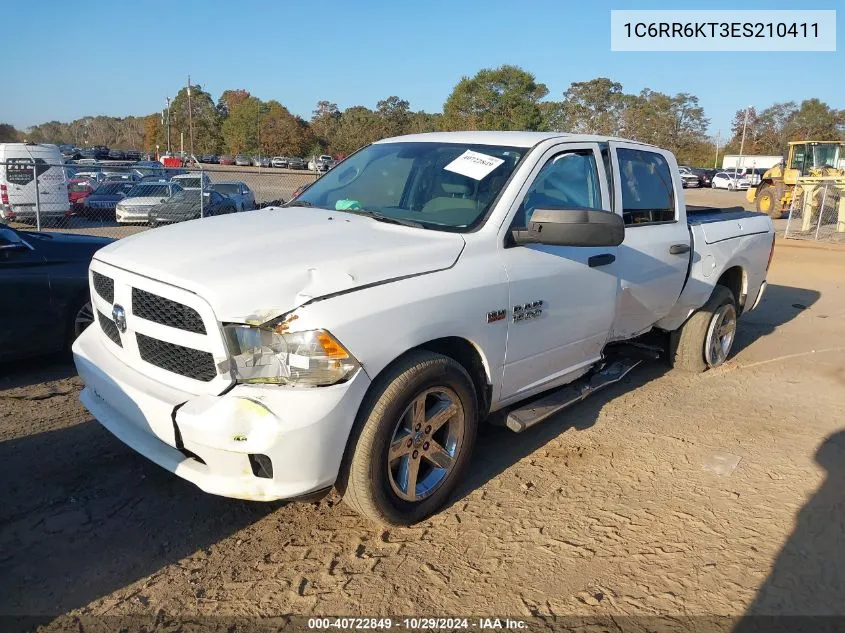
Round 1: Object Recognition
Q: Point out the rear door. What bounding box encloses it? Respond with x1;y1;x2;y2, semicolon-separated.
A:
608;142;690;339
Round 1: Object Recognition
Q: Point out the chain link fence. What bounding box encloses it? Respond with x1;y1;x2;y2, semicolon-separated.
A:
1;159;320;240
784;179;845;244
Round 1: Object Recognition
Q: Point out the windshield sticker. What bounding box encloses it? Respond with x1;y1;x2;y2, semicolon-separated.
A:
444;150;505;180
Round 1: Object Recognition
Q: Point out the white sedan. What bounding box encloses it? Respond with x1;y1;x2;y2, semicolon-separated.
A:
711;172;749;191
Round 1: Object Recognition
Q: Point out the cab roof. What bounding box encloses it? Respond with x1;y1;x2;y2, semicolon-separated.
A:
375;130;660;150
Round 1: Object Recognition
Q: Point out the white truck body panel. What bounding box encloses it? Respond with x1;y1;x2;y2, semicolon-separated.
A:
73;131;775;503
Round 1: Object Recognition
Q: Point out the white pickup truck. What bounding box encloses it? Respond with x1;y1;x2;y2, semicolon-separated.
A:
73;132;775;525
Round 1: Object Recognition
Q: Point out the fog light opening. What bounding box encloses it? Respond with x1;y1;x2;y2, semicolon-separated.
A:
248;454;274;479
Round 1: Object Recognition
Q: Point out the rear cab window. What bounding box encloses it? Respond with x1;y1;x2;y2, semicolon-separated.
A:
617;148;676;226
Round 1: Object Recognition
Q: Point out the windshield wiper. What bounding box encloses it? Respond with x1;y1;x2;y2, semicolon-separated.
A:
343;209;425;228
284;199;325;209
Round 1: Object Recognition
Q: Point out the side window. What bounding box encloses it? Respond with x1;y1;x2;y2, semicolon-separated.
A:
618;148;676;226
513;150;602;228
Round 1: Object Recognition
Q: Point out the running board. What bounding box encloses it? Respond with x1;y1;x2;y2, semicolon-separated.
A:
505;359;642;433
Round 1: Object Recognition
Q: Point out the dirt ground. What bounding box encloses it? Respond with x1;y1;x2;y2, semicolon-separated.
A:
1;197;844;631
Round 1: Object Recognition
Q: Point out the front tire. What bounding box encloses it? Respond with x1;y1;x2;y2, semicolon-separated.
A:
670;285;738;372
338;351;479;526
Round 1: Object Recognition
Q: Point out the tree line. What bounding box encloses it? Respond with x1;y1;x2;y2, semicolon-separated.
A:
3;65;843;166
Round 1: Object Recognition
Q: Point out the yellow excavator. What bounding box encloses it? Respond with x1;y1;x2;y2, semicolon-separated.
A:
747;141;845;219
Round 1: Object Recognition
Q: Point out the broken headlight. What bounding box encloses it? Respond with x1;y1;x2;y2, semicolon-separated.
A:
223;325;360;387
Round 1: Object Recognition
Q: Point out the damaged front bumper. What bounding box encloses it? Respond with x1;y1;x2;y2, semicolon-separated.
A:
72;325;371;501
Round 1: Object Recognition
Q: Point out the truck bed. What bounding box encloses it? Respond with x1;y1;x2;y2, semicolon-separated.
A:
686;206;771;245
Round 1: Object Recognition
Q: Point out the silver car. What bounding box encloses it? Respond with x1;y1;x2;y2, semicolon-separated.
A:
211;181;256;211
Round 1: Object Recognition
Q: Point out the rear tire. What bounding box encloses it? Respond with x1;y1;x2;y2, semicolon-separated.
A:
338;351;478;526
756;186;781;219
670;285;738;373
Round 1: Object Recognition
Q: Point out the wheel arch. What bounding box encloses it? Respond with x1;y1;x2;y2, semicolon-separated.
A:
716;265;747;314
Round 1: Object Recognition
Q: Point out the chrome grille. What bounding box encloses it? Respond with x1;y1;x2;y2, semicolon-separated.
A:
136;333;216;382
97;310;122;347
92;271;114;303
132;288;206;334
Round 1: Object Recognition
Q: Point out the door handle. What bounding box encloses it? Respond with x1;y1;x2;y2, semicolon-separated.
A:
588;253;616;268
669;244;691;255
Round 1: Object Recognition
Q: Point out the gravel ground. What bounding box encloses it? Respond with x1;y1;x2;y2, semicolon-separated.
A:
1;192;844;631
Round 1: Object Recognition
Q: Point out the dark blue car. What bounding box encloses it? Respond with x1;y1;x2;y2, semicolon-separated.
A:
82;181;136;220
0;226;112;362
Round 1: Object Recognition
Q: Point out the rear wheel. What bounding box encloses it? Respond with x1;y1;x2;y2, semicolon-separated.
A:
671;285;737;373
339;351;478;526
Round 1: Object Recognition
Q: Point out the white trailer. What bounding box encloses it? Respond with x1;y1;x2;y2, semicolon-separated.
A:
721;155;783;170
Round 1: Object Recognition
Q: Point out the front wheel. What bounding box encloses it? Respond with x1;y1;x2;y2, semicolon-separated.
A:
338;351;478;526
670;285;737;372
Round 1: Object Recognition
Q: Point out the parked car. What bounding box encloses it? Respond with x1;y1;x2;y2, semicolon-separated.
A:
711;172;750;191
132;161;167;178
108;149;125;160
82;181;136;220
219;155;235;166
115;182;183;224
67;178;98;211
92;146;110;160
736;167;765;186
211;181;256;211
139;175;170;184
72;171;108;186
148;190;238;227
79;148;97;160
0;225;112;362
235;155;251;167
693;168;717;188
59;144;81;160
677;167;700;188
251;156;271;168
271;156;288;168
0;142;70;224
103;171;139;183
124;150;142;161
200;154;218;164
73;131;775;526
170;172;212;191
287;157;307;170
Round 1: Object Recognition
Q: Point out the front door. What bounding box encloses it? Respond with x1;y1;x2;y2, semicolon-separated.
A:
499;143;620;403
607;142;690;340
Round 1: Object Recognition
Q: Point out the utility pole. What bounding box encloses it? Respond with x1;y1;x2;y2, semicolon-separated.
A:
187;76;195;163
713;130;721;169
735;106;751;179
165;97;172;154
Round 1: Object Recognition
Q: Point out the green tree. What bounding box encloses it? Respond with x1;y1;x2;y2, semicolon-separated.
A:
0;123;20;142
260;101;314;157
332;106;383;155
169;83;222;154
217;89;251;119
560;78;625;135
222;95;262;154
441;65;548;131
620;90;709;158
406;111;442;134
786;98;840;141
376;95;410;137
310;101;341;152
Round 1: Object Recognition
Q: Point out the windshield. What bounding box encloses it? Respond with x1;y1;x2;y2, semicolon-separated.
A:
69;182;92;192
213;183;240;195
127;184;170;197
96;183;128;195
294;142;527;230
811;144;840;169
175;177;202;188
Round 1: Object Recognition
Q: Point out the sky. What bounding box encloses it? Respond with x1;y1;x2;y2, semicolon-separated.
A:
2;0;842;139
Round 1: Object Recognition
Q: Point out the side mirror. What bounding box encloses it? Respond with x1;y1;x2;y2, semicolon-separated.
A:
512;208;625;247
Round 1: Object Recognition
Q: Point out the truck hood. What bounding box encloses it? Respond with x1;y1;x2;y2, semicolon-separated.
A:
94;206;465;322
